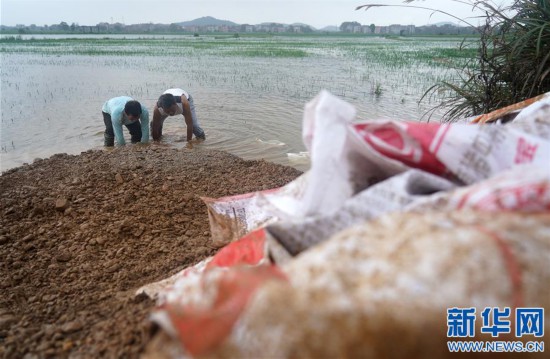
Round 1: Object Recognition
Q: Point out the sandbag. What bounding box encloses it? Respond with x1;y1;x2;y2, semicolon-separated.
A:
197;210;550;358
201;174;308;247
202;91;550;247
268;164;550;257
142;92;550;358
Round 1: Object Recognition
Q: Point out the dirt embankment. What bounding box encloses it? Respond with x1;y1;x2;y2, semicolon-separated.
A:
0;146;302;358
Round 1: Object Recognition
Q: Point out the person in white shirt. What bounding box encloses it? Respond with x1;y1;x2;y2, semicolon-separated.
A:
151;88;205;142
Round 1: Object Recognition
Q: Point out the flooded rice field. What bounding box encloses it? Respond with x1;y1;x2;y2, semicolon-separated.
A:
0;34;473;172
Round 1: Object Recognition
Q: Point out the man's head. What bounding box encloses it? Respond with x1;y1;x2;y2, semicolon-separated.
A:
124;100;142;121
157;94;178;116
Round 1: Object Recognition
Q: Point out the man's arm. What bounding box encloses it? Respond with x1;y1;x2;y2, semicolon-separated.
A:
181;96;193;142
151;106;163;141
111;108;126;146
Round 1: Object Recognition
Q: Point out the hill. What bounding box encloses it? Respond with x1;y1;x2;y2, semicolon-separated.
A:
177;16;238;27
319;25;339;32
177;17;318;30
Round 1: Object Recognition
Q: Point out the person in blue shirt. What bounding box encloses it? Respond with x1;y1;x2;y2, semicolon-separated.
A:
102;96;150;146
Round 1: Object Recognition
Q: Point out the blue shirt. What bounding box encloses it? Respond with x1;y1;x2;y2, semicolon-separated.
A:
102;96;150;145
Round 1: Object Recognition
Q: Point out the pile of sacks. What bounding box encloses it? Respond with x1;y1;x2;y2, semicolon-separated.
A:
138;91;550;358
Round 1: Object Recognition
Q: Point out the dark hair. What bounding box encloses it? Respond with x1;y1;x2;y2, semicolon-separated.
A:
124;100;142;117
157;94;176;109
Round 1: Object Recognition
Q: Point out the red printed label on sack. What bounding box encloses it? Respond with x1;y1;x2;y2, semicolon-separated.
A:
353;122;449;176
206;229;268;269
514;138;539;164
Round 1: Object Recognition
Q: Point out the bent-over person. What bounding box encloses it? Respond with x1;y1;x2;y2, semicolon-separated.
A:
102;96;149;146
151;88;205;142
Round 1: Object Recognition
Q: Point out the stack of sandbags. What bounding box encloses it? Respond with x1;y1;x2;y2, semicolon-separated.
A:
141;91;550;359
267;164;549;257
164;210;549;358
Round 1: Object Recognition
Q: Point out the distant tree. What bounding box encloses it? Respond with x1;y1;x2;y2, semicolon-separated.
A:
169;23;181;32
339;21;361;32
59;22;69;31
369;23;375;33
113;23;124;32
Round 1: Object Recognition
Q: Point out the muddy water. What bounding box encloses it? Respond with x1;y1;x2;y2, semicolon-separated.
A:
1;35;457;172
0;55;307;171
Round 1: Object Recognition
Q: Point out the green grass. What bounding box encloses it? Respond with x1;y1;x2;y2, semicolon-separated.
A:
225;48;308;57
0;35;472;63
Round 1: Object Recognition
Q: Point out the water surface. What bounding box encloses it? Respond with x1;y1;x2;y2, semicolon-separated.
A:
1;35;469;172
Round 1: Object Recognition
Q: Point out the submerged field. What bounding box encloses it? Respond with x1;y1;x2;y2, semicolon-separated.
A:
0;34;476;171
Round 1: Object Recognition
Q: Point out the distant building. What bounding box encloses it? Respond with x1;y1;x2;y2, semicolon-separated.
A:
0;18;468;36
374;26;385;34
387;24;415;35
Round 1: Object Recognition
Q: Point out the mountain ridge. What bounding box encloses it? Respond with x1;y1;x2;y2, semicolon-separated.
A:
175;16;466;29
176;16;239;27
177;16;316;28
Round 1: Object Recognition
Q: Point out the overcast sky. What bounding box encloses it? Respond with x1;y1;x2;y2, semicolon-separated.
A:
1;0;514;28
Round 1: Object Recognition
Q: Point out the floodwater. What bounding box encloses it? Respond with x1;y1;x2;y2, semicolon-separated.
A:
0;35;465;172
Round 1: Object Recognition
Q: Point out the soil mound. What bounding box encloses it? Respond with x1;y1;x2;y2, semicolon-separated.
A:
0;146;302;358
